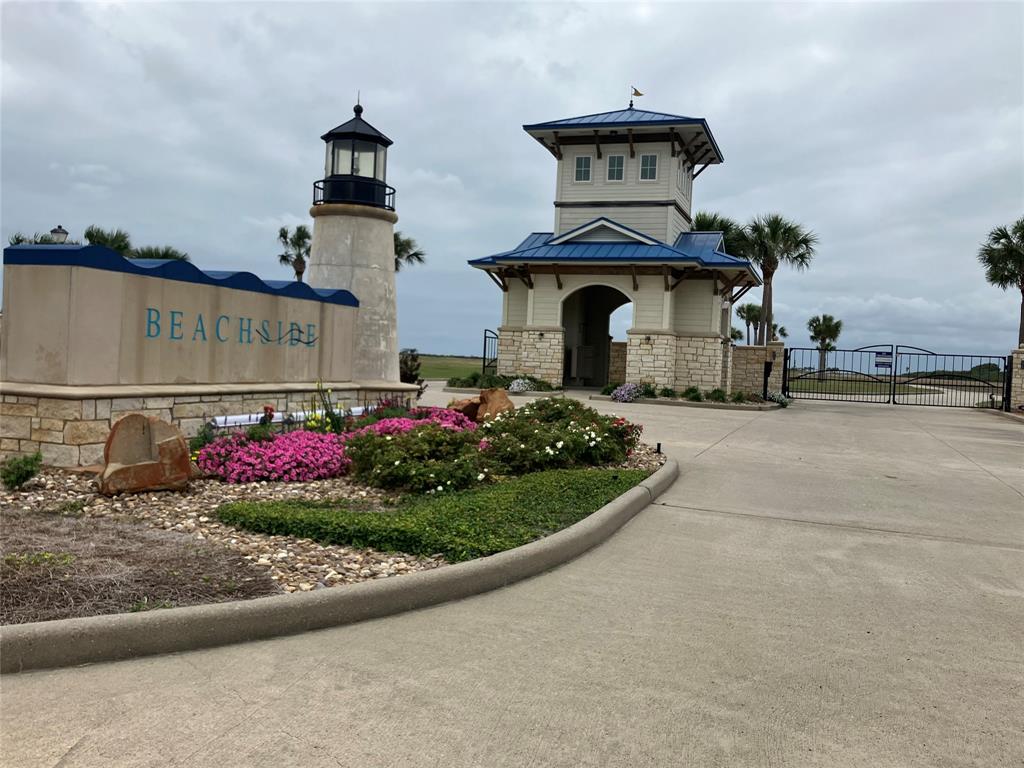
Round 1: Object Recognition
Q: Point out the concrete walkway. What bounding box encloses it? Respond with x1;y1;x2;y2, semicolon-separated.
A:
3;398;1022;767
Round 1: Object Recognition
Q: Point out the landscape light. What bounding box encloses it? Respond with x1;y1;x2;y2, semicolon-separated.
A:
49;225;69;244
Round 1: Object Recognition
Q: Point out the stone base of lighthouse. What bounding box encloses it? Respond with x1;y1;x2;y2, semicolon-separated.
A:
307;203;400;383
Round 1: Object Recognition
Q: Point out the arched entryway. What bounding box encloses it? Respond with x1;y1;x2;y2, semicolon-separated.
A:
560;284;632;387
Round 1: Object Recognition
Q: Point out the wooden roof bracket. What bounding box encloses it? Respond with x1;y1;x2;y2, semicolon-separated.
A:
628;128;635;158
515;265;534;289
533;135;561;160
552;131;563;161
630;265;638;291
593;130;602;160
669;129;680;158
675;131;697;165
670;269;693;291
553;265;563;290
721;273;745;296
485;270;508;292
731;284;754;304
692;161;711;180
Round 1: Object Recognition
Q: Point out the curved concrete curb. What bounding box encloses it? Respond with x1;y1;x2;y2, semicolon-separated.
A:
589;394;781;412
1;459;679;674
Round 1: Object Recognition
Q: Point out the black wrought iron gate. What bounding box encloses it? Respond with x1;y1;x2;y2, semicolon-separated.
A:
482;329;498;377
782;344;1011;409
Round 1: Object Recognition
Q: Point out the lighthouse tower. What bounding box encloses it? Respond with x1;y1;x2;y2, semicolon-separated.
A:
306;104;399;382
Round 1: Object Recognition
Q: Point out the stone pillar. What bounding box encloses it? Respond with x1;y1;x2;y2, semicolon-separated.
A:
673;334;723;391
1010;345;1024;412
767;341;785;393
721;340;733;394
307;203;399;382
496;327;523;376
626;331;676;389
517;328;564;387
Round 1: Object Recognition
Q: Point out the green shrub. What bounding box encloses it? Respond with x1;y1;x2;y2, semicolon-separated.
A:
639;382;658;399
188;422;216;454
706;388;727;403
730;391;747;403
344;423;484;493
218;468;649;562
658;387;677;399
1;452;42;490
447;371;556;391
600;382;621;396
478;398;640;475
399;348;426;399
245;423;275;442
681;386;703;402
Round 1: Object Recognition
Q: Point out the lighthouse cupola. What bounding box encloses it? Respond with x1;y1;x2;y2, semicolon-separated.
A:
314;103;395;210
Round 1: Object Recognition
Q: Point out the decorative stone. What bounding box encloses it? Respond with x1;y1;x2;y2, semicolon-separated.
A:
477;388;514;422
448;397;481;422
98;414;191;495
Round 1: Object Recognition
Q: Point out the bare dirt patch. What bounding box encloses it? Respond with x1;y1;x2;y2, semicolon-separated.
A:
0;507;278;624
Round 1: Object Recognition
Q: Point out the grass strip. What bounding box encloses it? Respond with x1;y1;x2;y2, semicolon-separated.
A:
218;468;648;562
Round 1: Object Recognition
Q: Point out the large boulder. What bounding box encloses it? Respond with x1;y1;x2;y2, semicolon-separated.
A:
448;397;481;422
477;388;515;422
98;414;192;495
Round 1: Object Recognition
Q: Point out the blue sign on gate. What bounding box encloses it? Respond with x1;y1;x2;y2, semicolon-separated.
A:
875;351;892;369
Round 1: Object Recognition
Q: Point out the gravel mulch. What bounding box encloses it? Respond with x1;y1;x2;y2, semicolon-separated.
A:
0;443;664;623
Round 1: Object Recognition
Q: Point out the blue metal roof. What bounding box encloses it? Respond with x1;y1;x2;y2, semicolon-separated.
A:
469;228;760;281
524;108;703;130
4;245;360;307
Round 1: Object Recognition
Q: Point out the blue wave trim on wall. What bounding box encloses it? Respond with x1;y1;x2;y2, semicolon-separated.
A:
3;244;359;307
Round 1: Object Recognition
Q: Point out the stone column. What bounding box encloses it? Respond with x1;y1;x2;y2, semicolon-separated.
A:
626;331;676;389
672;334;722;391
1010;345;1024;412
767;341;785;393
307;203;399;383
497;327;524;376
518;328;564;387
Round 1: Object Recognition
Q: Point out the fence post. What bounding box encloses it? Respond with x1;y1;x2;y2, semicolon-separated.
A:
762;361;772;400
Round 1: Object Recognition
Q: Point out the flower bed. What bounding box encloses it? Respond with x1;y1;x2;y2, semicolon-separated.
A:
196;399;643;494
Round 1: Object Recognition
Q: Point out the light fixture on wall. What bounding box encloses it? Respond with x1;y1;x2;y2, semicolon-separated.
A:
49;225;69;244
644;335;651;344
538;332;545;339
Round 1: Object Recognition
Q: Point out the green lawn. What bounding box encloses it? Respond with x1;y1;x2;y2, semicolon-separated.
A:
217;468;647;562
787;379;936;395
419;354;482;380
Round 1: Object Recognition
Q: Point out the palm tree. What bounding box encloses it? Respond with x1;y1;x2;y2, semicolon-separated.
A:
807;313;843;379
730;326;744;342
394;231;425;272
9;231;80;245
278;225;311;282
745;214;818;344
132;245;190;261
772;323;788;341
84;225;132;256
693;211;746;256
735;303;761;345
977;216;1024;345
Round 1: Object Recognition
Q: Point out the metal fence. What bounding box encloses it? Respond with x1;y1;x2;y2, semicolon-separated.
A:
482;329;498;377
783;344;1010;409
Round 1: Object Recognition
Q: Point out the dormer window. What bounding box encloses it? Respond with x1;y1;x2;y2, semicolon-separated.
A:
574;155;592;182
640;154;658;181
607;155;624;181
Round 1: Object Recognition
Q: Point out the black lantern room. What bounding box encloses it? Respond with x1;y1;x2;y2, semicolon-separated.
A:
313;104;395;210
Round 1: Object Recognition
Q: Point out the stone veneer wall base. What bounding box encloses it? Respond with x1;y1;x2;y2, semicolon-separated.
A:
0;381;416;467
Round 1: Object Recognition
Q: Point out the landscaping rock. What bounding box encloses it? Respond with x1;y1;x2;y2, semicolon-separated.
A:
448;396;481;421
98;414;191;495
477;388;515;422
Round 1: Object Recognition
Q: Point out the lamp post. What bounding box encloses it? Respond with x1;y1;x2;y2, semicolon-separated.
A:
49;225;69;244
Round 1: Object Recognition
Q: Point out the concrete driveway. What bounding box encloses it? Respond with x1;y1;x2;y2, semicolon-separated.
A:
3;397;1022;767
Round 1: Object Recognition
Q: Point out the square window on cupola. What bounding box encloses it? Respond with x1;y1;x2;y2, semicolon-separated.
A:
640;154;658;181
574;155;592;182
607;155;624;181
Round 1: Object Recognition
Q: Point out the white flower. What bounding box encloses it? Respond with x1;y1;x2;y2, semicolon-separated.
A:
394;460;400;465
556;441;564;449
385;436;392;441
437;485;444;492
477;473;486;481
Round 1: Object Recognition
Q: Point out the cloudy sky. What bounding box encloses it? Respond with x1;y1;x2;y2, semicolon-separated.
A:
2;1;1021;355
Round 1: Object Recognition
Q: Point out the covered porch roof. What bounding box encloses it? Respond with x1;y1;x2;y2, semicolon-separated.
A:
468;226;761;302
